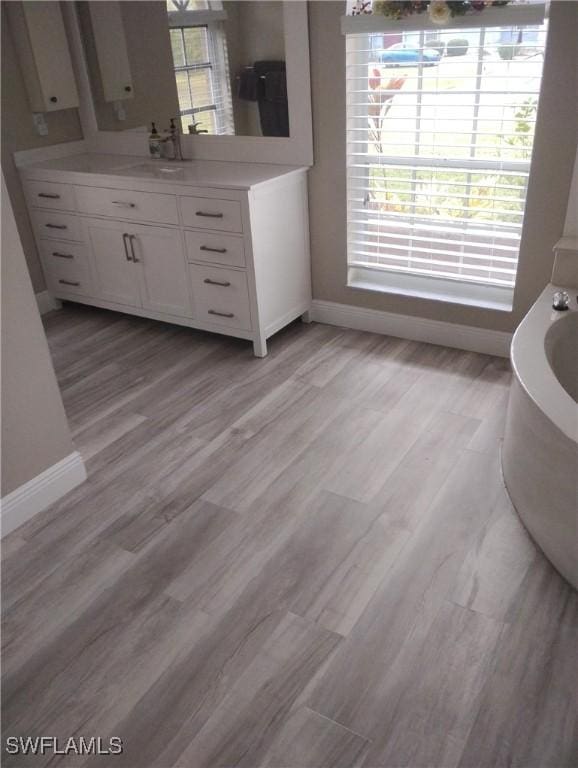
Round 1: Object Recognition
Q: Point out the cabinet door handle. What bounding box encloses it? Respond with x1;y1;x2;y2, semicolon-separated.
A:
128;234;139;263
208;309;234;318
112;201;136;208
204;278;231;287
58;279;80;287
200;245;227;254
45;223;67;229
195;211;224;219
38;192;61;199
52;251;74;259
122;233;133;262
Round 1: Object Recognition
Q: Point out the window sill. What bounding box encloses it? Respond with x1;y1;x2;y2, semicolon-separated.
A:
348;267;514;313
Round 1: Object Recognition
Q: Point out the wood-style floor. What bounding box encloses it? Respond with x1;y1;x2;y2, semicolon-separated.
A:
2;304;577;768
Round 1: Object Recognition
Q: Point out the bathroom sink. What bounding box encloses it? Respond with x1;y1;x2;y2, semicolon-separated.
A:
114;161;193;180
134;163;189;173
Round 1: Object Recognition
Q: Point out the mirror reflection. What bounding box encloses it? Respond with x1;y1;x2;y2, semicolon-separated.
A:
77;0;288;138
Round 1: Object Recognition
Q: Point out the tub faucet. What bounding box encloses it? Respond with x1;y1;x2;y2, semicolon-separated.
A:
552;290;570;311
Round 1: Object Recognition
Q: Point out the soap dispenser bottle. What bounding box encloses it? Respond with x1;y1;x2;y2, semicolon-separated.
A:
148;122;161;159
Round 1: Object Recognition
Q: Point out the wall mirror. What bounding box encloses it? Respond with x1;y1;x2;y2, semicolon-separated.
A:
69;0;312;164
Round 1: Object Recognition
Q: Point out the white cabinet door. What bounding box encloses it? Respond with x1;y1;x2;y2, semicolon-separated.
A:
88;1;133;103
83;218;141;307
130;225;192;318
6;2;79;112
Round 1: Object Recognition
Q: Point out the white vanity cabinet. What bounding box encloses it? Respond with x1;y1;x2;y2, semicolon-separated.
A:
19;155;311;357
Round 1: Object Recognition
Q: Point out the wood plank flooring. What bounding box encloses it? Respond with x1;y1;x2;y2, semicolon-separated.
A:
2;304;577;767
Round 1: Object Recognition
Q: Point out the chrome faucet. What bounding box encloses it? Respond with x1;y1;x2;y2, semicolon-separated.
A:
164;118;184;161
552;290;570;311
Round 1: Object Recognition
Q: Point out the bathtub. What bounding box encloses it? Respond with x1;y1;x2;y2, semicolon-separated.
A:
503;284;578;590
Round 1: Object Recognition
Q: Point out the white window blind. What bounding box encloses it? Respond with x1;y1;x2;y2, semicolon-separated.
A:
346;19;547;301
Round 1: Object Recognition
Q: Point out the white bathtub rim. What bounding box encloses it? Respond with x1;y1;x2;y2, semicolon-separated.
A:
510;283;577;444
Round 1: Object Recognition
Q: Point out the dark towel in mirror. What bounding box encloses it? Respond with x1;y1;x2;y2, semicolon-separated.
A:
252;61;289;137
237;67;259;101
263;71;287;102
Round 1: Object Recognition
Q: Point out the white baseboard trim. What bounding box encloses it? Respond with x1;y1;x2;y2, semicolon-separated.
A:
310;299;512;358
1;452;87;538
36;291;62;315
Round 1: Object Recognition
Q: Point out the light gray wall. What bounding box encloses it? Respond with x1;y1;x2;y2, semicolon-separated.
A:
1;173;75;497
307;0;578;332
1;1;84;295
563;150;578;237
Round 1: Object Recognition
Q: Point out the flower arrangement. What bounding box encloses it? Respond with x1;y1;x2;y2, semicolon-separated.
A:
354;1;509;23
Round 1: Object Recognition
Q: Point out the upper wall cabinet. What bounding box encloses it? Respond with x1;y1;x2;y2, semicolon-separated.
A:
6;1;79;113
88;1;133;103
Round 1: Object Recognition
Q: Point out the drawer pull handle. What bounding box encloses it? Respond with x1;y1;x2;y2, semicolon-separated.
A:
196;211;224;219
128;234;139;263
45;223;67;229
200;245;227;254
38;192;61;199
208;309;234;318
58;279;80;287
122;233;133;262
204;278;231;287
52;251;74;259
112;201;136;208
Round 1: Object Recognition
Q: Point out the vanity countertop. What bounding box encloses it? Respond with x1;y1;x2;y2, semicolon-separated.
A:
18;152;307;191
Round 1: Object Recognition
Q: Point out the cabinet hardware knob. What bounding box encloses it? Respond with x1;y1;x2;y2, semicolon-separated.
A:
124;85;132;92
50;96;58;103
122;233;133;262
112;201;136;208
200;245;227;254
204;278;231;287
45;223;67;229
58;279;80;287
208;309;234;318
195;211;224;218
52;252;74;259
128;234;139;262
38;192;60;199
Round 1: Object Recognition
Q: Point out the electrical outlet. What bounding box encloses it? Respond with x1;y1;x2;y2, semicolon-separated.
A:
113;101;126;121
32;113;48;136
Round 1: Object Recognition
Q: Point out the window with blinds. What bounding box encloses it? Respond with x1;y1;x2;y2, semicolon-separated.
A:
346;20;547;304
167;1;234;135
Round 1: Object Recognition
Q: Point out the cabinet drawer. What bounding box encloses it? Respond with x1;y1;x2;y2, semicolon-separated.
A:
44;259;93;297
189;264;252;331
75;186;179;225
185;230;246;268
31;210;83;242
179;197;242;233
38;239;89;271
25;180;75;211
